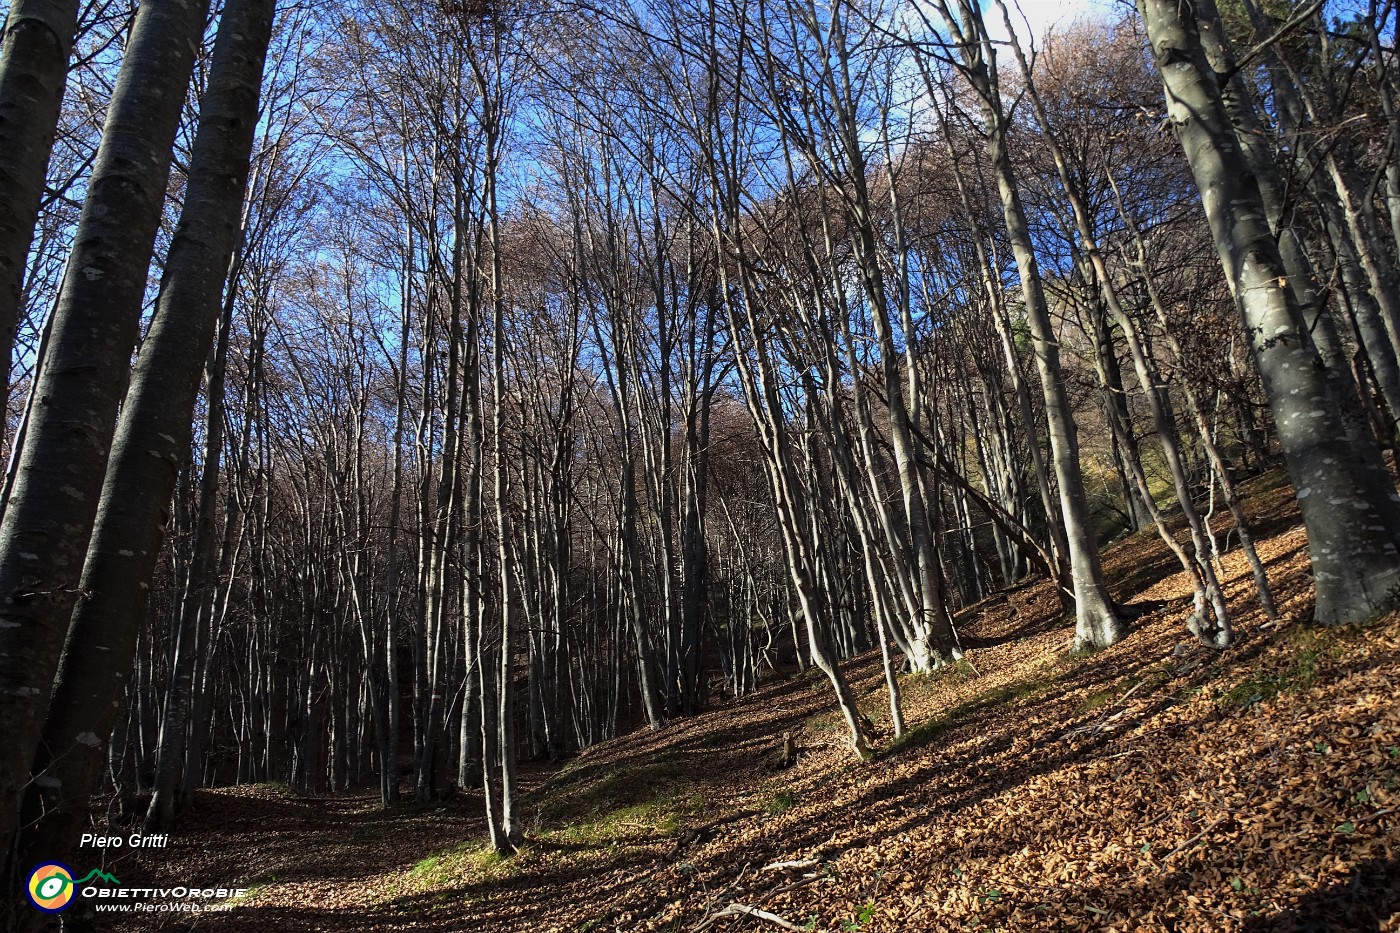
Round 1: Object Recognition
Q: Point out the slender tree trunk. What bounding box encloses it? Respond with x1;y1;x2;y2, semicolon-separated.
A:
924;51;1070;602
992;2;1231;644
935;0;1122;648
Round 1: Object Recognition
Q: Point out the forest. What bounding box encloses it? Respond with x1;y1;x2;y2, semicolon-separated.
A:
0;0;1398;929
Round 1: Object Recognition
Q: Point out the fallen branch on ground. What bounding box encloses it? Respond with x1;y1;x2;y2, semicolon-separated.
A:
1158;816;1229;866
761;858;819;872
694;903;804;931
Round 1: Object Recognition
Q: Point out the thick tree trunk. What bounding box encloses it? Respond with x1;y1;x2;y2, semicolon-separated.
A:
1200;0;1386;461
0;0;212;861
1139;0;1400;624
13;0;273;864
0;0;83;430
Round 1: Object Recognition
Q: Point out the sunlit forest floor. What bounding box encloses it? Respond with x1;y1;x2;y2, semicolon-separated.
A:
106;468;1400;932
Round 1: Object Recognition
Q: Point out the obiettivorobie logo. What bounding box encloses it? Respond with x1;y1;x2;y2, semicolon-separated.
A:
24;861;247;916
25;863;121;913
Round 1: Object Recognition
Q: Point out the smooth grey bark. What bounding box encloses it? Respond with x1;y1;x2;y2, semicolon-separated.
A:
483;88;521;848
0;0;211;862
814;370;908;734
1106;167;1279;622
715;245;871;758
15;0;272;864
677;297;715;714
148;248;253;827
415;224;465;804
695;49;871;754
1139;0;1400;624
929;104;1070;595
1362;0;1400;252
932;0;1123;649
1235;0;1400;427
1303;20;1400;374
572;187;666;729
458;305;484;792
761;0;959;669
180;303;252;806
1199;0;1386;458
992;1;1230;645
0;0;83;429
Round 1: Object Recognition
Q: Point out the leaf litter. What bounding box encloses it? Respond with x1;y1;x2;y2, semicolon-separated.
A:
102;470;1400;931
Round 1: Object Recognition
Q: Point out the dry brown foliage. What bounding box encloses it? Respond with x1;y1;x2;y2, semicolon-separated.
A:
103;469;1400;932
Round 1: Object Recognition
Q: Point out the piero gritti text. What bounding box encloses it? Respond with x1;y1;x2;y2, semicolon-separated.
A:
79;832;170;849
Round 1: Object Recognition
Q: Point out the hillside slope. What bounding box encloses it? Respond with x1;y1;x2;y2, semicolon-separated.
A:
107;470;1400;932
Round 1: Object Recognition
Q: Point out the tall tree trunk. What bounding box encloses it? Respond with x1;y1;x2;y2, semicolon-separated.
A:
0;0;83;437
1138;0;1400;624
13;0;273;865
993;1;1231;644
0;0;212;862
148;266;242;829
935;0;1123;648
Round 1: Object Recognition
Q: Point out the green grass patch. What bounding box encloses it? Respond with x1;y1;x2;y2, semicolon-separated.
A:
1211;621;1382;712
890;656;986;709
530;756;693;827
228;882;267;903
1214;656;1316;710
410;843;513;888
949;657;978;683
805;708;843;735
1214;626;1334;710
1078;688;1117;712
548;798;687;847
803;662;958;738
521;754;707;861
383;841;520;908
766;789;797;814
884;673;1058;758
410;850;455;887
401;756;711;902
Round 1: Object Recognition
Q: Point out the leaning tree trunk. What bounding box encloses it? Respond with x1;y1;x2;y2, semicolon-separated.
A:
938;0;1123;649
0;0;211;863
992;0;1231;645
1195;0;1384;463
0;0;83;440
13;0;274;868
1138;0;1400;624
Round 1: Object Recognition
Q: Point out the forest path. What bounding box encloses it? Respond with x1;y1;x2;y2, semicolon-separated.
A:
107;470;1400;932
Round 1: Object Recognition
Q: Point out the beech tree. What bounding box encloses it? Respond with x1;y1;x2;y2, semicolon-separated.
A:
2;0;1397;883
0;0;209;865
1137;0;1400;623
12;0;276;873
922;0;1124;650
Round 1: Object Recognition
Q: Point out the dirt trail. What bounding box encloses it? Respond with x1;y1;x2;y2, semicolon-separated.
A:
95;471;1400;931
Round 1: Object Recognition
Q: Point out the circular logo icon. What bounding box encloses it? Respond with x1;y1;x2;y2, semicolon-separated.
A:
26;862;76;913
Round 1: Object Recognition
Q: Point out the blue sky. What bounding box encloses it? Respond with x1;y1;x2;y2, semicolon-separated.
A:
984;0;1125;44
